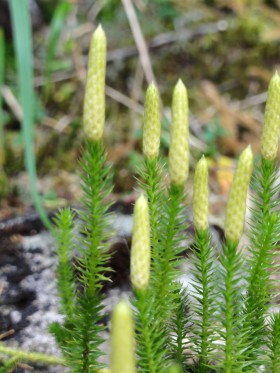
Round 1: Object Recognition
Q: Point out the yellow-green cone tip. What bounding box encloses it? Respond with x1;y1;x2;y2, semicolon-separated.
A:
225;145;253;243
130;194;151;290
193;155;209;232
177;78;183;86
83;25;107;141
261;72;280;160
169;79;189;186
111;300;136;373
143;82;161;159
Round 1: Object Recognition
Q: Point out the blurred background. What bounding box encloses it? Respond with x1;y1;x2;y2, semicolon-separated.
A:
1;0;280;223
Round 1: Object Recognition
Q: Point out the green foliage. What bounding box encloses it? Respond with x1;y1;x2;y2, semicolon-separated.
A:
241;158;280;368
2;24;280;372
140;159;187;302
202;118;227;158
191;230;217;371
98;0;122;23
134;158;189;372
267;312;280;372
152;184;187;323
133;288;170;373
138;158;191;367
0;356;19;373
0;343;65;371
146;0;179;24
140;158;163;249
168;287;190;369
50;140;113;372
218;240;246;371
53;208;76;318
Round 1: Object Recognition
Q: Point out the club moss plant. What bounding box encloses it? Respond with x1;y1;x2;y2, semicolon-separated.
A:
1;25;280;373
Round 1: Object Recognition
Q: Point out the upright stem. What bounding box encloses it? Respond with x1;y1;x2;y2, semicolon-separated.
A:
270;313;280;372
144;158;161;251
222;240;239;373
155;185;184;318
243;158;279;365
194;230;213;371
134;289;158;373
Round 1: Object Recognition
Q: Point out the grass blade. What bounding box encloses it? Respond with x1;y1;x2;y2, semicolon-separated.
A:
10;0;51;228
0;28;5;163
0;27;8;198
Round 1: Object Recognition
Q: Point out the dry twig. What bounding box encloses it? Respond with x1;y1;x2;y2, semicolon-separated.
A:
121;0;157;85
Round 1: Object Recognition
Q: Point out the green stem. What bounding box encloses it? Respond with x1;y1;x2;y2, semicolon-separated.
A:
155;184;184;319
135;289;158;373
194;230;213;371
54;208;76;318
80;140;111;294
0;344;65;366
58;140;111;372
170;287;189;368
248;158;275;295
222;240;239;373
243;158;278;365
144;158;161;250
270;313;280;373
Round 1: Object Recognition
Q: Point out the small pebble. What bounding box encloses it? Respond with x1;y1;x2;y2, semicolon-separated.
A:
10;310;22;324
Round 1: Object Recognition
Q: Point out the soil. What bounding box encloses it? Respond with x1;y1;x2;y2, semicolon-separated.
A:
0;205;134;372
